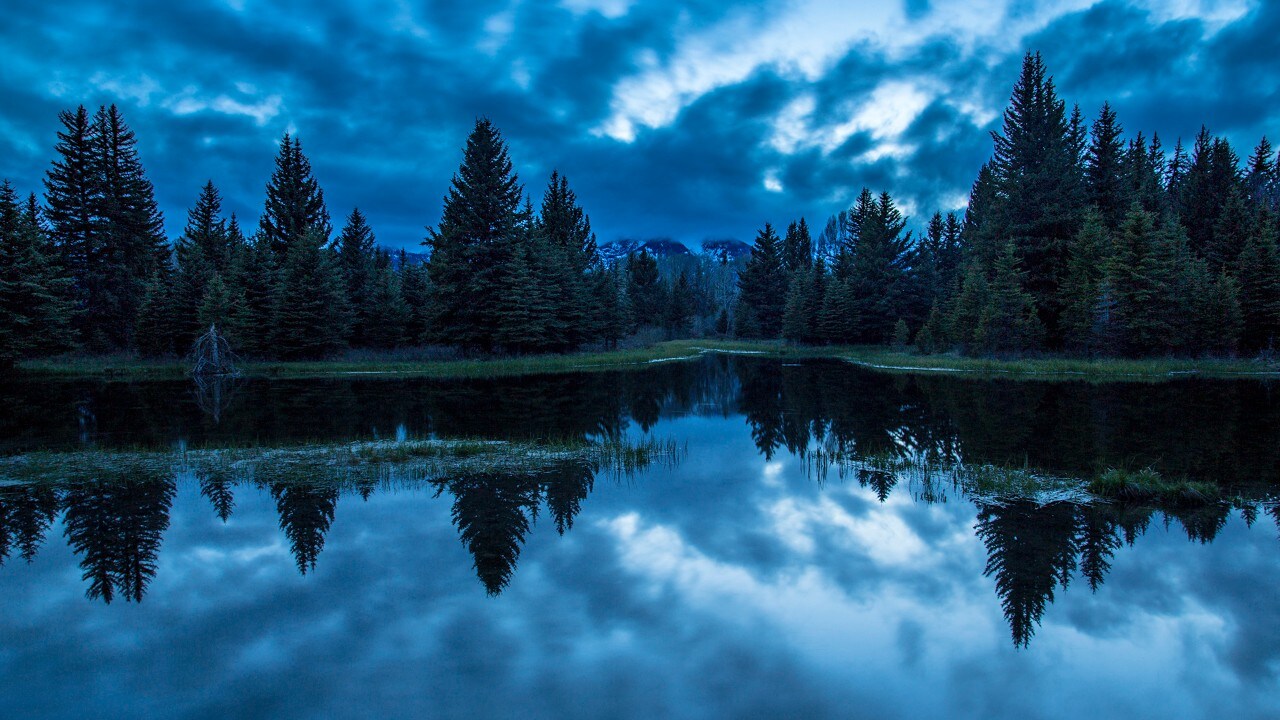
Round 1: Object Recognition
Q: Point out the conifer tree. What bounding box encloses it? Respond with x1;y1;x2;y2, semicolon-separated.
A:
665;269;695;338
592;266;628;348
1085;103;1127;229
259;134;330;260
735;223;787;338
273;228;350;359
398;250;432;344
1059;210;1111;352
1235;213;1280;352
363;254;411;349
782;218;813;273
91;104;169;349
973;243;1044;355
845;189;915;342
336;207;377;346
425;119;523;353
987;52;1084;344
537;171;598;349
173;182;228;348
0;183;76;365
1179;129;1241;260
626;250;663;330
1245;137;1277;210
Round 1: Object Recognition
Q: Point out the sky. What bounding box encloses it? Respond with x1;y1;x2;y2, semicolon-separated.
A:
1;0;1277;251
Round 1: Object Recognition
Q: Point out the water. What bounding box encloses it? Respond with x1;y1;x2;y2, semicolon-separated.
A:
1;356;1278;719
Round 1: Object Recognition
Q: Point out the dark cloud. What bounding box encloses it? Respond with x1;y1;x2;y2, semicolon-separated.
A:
0;0;1275;249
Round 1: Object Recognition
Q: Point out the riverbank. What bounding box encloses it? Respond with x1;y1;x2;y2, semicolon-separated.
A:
16;340;1280;382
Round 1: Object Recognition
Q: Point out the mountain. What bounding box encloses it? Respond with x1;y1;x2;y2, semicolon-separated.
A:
598;237;694;265
386;249;430;267
699;238;752;263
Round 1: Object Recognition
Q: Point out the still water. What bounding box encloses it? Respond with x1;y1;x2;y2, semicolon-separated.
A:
1;356;1278;719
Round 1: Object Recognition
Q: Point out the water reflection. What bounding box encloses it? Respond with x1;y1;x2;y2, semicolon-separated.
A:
1;356;1278;653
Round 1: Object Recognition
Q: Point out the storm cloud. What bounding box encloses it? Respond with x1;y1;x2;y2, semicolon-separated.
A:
0;0;1274;249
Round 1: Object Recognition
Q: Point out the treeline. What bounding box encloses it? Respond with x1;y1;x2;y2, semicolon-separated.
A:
0;110;724;366
736;52;1280;357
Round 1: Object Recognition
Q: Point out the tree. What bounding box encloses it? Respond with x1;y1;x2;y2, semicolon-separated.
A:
273;228;350;359
398;250;431;344
665;269;695;337
782;218;813;273
336;207;377;346
844;189;916;342
1058;210;1111;352
987;52;1085;345
973;243;1044;355
536;171;598;349
1084;103;1127;229
1235;213;1280;352
173;182;228;348
0;183;75;366
735;222;787;338
259;133;330;260
363;254;411;349
425;119;524;353
626;249;663;330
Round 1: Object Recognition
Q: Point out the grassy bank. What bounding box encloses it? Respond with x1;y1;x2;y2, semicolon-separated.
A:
17;339;1280;381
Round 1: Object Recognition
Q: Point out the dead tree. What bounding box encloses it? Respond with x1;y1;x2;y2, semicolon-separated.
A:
190;324;240;378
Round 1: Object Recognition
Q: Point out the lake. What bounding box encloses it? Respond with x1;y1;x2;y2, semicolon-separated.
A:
1;355;1278;719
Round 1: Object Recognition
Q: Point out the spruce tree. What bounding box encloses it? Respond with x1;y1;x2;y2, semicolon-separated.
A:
398;250;432;345
536;171;598;349
974;243;1044;355
363;255;411;349
845;189;915;342
782;219;813;274
0;183;76;365
1245;137;1277;211
173;182;228;349
336;207;377;346
1234;213;1280;352
626;250;663;331
987;53;1084;344
1059;210;1111;352
273;228;350;359
92;105;169;349
1085;103;1127;229
735;222;787;338
259;134;330;260
425;119;523;353
664;269;695;338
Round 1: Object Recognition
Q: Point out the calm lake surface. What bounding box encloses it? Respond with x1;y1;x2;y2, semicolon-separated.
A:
1;356;1278;719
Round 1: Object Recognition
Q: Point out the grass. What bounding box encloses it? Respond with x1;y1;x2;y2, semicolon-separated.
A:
18;339;1280;382
0;436;683;488
817;445;1262;509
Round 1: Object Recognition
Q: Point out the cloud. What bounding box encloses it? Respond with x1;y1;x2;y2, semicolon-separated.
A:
0;0;1274;250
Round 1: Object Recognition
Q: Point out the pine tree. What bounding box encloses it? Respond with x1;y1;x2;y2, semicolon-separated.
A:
259;134;330;260
1206;189;1250;272
92;105;169;349
844;189;915;342
398;250;431;344
973;243;1044;355
626;249;663;330
173;182;228;349
987;53;1085;345
1235;212;1280;352
536;171;598;349
1059;210;1111;352
735;223;787;338
336;207;377;346
0;183;76;365
363;255;411;349
273;228;350;359
1245;137;1276;211
1085;103;1127;229
664;269;695;338
425;119;523;353
133;268;181;357
1179;129;1241;260
782;218;813;273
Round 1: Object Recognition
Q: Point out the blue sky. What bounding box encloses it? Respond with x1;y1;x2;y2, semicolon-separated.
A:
1;0;1277;250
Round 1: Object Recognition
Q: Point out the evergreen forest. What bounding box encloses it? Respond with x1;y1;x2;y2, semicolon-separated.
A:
3;53;1279;367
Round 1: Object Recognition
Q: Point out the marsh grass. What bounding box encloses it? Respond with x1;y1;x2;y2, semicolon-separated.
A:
21;339;1280;382
0;436;683;489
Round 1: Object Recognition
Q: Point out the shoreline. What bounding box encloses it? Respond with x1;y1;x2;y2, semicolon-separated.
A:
15;340;1280;382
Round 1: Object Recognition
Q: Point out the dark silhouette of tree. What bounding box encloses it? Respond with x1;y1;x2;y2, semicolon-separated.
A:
0;182;75;366
442;473;540;595
0;485;60;565
270;482;338;575
976;500;1078;648
198;472;236;522
258;133;330;261
425;119;524;353
62;475;175;603
736;222;787;338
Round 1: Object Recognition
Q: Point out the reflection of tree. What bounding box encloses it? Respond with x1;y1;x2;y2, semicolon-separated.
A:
434;462;596;595
270;483;338;575
1166;504;1231;544
0;485;59;564
198;470;236;522
858;469;897;503
976;500;1078;648
62;476;176;603
1075;508;1122;592
544;462;594;535
442;473;540;595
